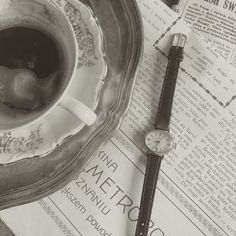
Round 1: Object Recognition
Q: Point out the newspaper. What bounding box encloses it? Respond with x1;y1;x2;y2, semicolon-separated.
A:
172;0;236;67
1;0;236;235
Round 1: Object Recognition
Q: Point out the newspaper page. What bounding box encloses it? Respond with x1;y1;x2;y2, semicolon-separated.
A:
1;0;236;235
172;0;236;67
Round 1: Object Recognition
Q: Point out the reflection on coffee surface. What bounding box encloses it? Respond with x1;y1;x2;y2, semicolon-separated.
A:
0;26;62;112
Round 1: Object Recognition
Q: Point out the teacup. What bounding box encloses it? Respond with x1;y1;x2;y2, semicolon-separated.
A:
0;0;96;130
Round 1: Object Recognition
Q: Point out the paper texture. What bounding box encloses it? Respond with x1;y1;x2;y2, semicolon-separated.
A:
172;0;236;67
1;0;236;235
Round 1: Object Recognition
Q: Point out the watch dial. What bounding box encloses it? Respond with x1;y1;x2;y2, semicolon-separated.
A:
145;130;174;155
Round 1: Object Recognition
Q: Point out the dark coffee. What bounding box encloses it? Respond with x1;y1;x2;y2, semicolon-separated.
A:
0;26;63;111
0;26;60;78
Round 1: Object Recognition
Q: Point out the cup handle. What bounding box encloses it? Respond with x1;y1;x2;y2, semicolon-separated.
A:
59;95;97;126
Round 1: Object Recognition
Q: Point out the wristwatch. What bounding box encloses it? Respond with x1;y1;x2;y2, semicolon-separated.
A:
135;33;187;236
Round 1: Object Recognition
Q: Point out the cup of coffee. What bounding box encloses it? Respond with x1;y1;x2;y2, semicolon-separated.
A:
0;0;97;130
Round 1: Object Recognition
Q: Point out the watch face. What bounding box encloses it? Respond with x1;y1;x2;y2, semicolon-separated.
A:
145;130;174;155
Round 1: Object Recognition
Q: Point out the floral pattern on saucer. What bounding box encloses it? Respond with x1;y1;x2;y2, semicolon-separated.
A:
62;0;97;67
0;0;107;164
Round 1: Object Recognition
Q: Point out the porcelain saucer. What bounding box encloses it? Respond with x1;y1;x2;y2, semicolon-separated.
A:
0;0;107;164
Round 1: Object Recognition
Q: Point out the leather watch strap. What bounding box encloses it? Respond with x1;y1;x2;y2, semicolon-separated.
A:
155;46;184;131
165;0;180;7
135;153;162;236
135;33;187;236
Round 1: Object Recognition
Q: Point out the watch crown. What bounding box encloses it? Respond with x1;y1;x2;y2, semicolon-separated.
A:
172;33;187;48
